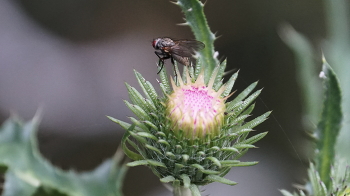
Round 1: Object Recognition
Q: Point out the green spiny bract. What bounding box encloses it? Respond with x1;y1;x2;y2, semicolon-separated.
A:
109;60;270;190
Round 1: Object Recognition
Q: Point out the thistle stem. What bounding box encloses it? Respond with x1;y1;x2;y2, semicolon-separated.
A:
175;0;219;80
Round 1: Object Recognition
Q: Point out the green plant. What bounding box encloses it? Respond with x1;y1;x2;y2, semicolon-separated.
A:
0;115;127;196
279;0;350;195
109;0;270;195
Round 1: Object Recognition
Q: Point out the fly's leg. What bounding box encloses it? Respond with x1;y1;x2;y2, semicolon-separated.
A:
170;56;178;83
156;58;165;74
155;51;169;74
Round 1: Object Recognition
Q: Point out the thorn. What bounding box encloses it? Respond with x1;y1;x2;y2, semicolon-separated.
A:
210;33;216;40
213;32;223;40
33;105;44;124
170;1;176;5
177;22;189;26
202;0;208;6
170;1;181;5
213;51;219;59
319;70;327;79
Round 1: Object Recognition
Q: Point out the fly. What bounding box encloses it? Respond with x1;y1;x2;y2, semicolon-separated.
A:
152;37;205;75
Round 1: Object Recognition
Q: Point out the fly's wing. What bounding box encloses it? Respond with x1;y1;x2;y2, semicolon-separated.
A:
169;40;205;57
172;54;191;66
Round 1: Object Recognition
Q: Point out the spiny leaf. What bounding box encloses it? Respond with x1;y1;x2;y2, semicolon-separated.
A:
3;171;37;196
125;83;149;111
221;160;258;167
241;111;271;130
147;160;166;168
142;120;159;132
124;100;149;121
242;132;268;145
0;116;126;196
214;60;228;89
126;160;149;167
135;132;158;141
180;174;191;188
280;189;296;196
221;72;239;97
189;184;201;196
205;175;237;185
316;58;342;187
134;70;159;104
129;117;149;132
232;144;256;149
221;147;239;153
158;63;172;95
206;157;221;168
240;103;256;117
227;81;258;111
145;144;162;155
229;89;262;118
121;125;143;161
160;176;175;183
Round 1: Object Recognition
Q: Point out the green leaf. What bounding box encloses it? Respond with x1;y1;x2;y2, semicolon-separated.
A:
221;71;239;97
308;163;328;196
205;157;221;168
127;159;166;169
201;169;220;175
134;70;159;105
242;132;268;145
226;81;258;111
160;176;175;183
213;60;228;91
229;90;262;118
126;160;149;167
232;144;256;149
240;103;255;117
220;160;258;167
33;186;69;196
135;132;158;141
3;170;38;196
280;189;296;196
125;83;149;112
316;58;342;187
108;116;144;132
189;184;201;196
227;115;250;129
158;65;172;95
121;125;143;161
221;147;239;153
241;111;271;130
205;175;237;185
124;100;149;120
147;160;166;168
142;120;159;132
145;144;162;155
180;174;191;188
0;116;127;196
129;117;149;132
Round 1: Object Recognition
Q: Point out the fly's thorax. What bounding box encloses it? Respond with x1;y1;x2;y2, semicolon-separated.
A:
159;37;175;48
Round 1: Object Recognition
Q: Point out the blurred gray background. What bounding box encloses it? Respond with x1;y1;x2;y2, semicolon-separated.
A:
0;0;324;195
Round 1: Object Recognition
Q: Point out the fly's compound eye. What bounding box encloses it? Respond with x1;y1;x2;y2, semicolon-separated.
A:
152;39;161;50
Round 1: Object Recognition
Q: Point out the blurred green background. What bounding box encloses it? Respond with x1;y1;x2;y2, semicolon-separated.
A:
0;0;325;195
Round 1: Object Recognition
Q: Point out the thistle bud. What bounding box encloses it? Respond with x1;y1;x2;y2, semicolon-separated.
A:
110;61;270;192
166;71;225;140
